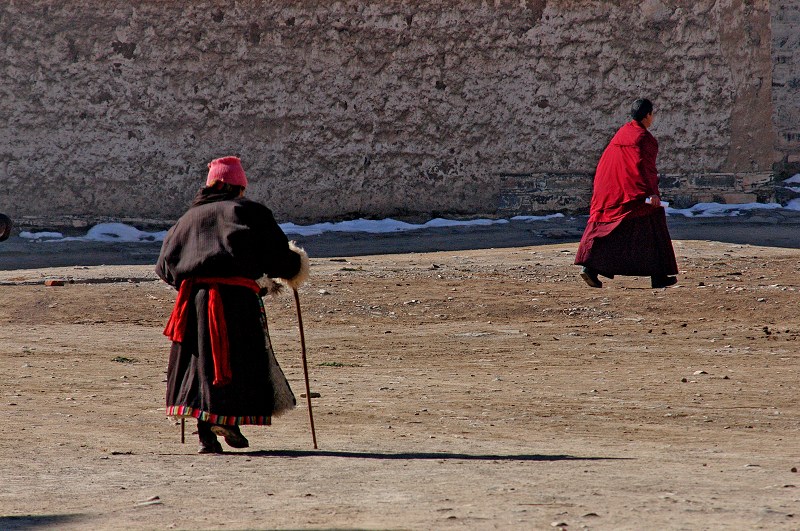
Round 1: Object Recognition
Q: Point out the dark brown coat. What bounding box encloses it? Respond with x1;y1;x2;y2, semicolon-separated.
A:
156;193;302;425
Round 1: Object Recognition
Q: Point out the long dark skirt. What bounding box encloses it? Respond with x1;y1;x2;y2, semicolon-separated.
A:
574;207;678;278
165;285;295;426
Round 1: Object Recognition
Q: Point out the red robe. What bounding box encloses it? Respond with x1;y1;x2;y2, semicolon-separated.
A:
575;121;678;277
589;120;659;223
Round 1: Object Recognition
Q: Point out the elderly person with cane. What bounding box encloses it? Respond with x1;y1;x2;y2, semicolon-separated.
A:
156;156;309;453
575;98;678;289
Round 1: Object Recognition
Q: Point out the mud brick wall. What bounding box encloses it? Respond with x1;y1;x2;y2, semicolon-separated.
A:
0;0;790;226
771;0;800;170
771;0;800;207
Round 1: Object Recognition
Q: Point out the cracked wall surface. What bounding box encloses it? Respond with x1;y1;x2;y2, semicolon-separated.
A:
0;0;790;227
772;1;800;166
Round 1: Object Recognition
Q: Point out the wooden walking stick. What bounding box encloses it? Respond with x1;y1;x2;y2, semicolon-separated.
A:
293;287;318;449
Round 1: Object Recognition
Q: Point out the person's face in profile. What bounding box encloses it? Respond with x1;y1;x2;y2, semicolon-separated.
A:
641;111;654;129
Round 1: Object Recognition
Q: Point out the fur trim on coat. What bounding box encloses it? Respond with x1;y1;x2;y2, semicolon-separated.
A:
256;241;310;294
256;276;282;296
279;241;310;290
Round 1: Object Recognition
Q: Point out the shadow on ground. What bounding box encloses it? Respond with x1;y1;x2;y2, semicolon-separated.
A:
0;514;87;530
239;449;626;462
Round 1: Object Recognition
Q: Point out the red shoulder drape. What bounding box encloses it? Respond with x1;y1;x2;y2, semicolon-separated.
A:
589;120;660;223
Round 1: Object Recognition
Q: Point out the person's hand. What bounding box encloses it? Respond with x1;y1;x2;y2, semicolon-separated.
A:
647;195;661;208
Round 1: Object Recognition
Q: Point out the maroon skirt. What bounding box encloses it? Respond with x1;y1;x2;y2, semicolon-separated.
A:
574;207;678;278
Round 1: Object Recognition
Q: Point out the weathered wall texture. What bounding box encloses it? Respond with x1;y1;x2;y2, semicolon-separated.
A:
772;0;800;205
0;0;790;227
772;0;800;166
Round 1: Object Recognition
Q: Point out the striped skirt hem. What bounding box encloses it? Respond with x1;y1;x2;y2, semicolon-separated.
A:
166;405;272;426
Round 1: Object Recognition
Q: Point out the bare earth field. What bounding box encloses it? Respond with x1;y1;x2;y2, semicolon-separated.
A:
0;238;799;530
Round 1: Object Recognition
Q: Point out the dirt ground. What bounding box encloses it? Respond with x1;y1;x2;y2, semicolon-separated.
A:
0;236;799;530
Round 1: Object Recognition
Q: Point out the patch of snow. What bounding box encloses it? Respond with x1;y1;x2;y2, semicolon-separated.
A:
666;202;784;218
785;198;800;211
13;201;800;244
19;231;64;240
510;213;566;222
782;173;800;185
78;223;167;242
280;217;511;236
20;223;166;243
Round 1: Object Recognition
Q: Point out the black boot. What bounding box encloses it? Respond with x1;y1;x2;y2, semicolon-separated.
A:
211;424;249;449
651;275;677;289
197;420;223;454
580;267;603;288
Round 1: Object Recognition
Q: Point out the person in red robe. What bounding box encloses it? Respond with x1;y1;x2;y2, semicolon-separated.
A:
574;99;678;289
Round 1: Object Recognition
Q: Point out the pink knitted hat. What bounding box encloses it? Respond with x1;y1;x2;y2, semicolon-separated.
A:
206;156;248;187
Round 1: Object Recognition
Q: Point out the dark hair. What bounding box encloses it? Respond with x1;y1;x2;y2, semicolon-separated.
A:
191;182;245;207
631;98;653;121
208;181;244;195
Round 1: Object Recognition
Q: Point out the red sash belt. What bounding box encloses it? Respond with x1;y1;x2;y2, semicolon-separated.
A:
164;276;260;386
